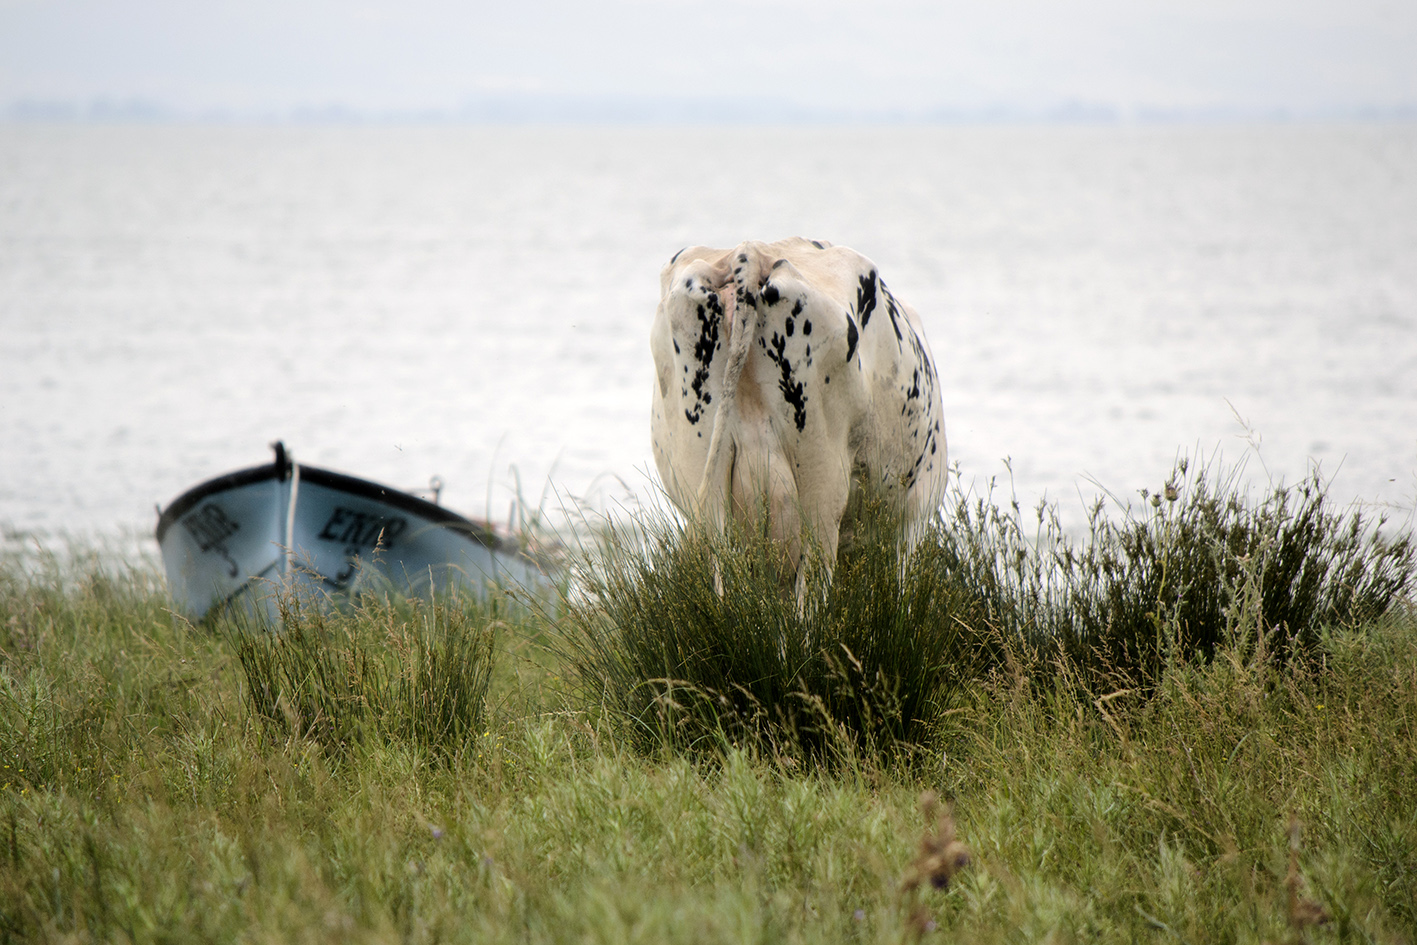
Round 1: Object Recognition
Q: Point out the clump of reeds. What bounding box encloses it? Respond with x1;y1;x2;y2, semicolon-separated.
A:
935;455;1415;688
559;488;996;765
230;588;498;761
561;454;1414;762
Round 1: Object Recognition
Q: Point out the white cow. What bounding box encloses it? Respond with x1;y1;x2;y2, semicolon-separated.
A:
650;238;946;601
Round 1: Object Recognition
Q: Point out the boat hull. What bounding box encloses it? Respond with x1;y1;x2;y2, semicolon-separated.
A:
156;453;545;622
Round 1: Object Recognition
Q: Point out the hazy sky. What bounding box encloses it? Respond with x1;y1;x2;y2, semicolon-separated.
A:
2;0;1415;117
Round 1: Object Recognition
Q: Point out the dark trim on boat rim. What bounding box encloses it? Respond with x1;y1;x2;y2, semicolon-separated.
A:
156;464;280;542
297;466;502;549
156;463;503;550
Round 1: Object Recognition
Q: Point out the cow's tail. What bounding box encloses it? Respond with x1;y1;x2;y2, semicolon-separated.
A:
693;243;763;533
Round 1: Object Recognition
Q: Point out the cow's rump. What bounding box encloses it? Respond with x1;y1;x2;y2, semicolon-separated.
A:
650;238;946;598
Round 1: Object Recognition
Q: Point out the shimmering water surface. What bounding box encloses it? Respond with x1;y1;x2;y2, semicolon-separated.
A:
2;123;1415;545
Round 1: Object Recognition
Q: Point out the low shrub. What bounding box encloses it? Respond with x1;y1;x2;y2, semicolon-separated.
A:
937;456;1415;687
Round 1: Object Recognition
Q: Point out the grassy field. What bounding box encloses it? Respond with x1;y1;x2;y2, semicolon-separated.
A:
2;463;1415;943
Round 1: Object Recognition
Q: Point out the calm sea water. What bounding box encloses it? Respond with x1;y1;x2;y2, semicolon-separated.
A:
2;122;1415;547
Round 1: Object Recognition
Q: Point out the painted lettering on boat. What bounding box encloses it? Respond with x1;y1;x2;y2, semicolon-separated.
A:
183;503;242;577
317;507;409;550
183;503;240;552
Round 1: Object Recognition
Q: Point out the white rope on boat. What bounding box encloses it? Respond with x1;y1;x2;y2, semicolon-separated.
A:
284;457;300;579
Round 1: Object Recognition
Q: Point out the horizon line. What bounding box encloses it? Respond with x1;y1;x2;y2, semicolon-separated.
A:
6;96;1417;127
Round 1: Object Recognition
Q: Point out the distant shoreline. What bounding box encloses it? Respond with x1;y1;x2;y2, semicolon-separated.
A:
5;97;1417;127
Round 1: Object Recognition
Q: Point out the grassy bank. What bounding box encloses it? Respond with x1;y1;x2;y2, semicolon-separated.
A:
1;464;1415;943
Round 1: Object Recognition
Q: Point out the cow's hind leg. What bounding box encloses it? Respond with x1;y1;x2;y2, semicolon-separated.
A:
792;462;850;618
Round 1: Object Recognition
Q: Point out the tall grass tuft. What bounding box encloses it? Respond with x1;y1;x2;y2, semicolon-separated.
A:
560;492;995;765
562;455;1413;763
935;455;1415;686
231;590;498;760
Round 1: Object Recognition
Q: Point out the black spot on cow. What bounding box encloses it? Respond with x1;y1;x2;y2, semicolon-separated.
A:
856;272;879;328
811;240;825;249
763;283;781;305
682;291;723;425
671;247;686;264
785;317;794;337
780;372;808;433
772;258;788;269
845;316;859;362
765;332;808;432
884;287;904;342
802;317;811;334
738;253;748;263
692;303;718;366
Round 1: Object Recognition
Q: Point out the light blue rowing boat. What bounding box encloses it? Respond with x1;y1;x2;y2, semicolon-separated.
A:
156;443;550;622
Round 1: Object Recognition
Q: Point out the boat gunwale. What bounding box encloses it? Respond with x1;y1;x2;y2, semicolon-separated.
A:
156;462;503;551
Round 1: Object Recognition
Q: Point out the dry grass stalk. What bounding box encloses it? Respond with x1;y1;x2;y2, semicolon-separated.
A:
1284;817;1331;942
901;790;971;895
